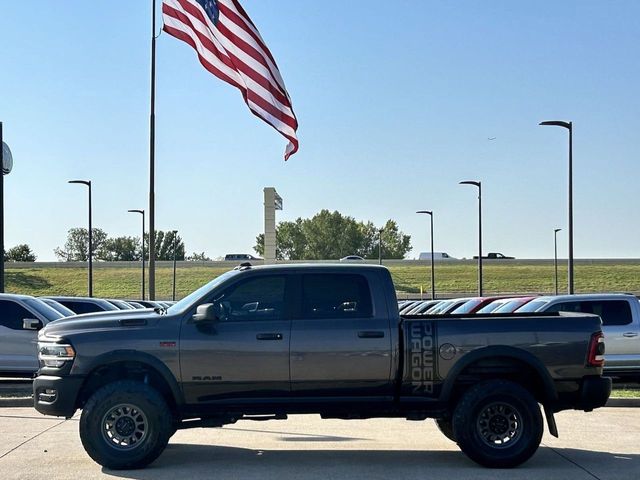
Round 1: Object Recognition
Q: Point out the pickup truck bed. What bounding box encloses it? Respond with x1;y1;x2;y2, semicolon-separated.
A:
33;264;611;470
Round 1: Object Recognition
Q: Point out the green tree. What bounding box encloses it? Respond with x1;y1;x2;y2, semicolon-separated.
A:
5;244;37;262
371;220;412;259
144;230;185;261
186;251;211;261
54;228;108;261
302;210;366;260
254;210;412;260
255;218;306;260
100;236;141;261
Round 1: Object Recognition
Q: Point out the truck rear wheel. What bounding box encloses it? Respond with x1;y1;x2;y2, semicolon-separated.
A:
452;379;543;468
79;380;173;470
434;418;456;442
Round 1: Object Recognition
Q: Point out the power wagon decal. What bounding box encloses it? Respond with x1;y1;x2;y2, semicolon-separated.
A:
404;320;441;397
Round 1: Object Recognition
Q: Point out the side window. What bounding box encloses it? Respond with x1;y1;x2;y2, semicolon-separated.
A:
60;301;102;315
548;300;632;326
547;302;583;314
0;300;35;330
302;274;373;319
218;276;286;321
587;301;632;326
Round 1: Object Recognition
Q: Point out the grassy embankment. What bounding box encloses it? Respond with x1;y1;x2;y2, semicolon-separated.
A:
4;260;640;300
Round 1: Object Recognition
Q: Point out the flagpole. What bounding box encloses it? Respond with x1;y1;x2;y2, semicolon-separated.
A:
148;0;157;300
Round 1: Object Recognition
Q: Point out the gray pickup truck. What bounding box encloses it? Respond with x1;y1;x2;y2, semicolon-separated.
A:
33;264;611;470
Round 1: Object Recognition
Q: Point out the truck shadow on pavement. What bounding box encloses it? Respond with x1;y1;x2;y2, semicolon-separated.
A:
106;445;639;480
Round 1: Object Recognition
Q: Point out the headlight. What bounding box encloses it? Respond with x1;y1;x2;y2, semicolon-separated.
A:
38;343;76;368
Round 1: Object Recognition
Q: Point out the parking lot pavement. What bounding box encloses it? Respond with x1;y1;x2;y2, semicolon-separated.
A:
0;407;638;480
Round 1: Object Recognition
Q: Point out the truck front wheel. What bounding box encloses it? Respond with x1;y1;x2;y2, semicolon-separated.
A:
452;379;543;468
79;380;173;470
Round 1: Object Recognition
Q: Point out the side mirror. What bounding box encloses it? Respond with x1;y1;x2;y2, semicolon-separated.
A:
23;318;43;331
192;303;220;323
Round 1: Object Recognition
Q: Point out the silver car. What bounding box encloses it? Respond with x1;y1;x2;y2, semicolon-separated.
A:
0;294;67;376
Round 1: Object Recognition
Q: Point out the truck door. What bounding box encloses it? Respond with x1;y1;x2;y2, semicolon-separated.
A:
179;274;292;404
289;272;393;397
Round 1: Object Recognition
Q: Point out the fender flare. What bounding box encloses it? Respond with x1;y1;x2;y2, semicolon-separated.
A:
82;350;184;405
439;345;558;405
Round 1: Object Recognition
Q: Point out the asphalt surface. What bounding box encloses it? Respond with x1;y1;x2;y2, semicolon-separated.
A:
0;406;638;480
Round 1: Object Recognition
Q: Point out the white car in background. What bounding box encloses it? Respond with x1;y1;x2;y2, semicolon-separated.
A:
418;252;456;260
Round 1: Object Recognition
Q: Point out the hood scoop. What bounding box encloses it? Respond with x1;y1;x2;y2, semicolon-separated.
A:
118;318;148;327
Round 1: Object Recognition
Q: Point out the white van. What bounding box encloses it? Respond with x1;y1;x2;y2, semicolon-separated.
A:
418;252;456;261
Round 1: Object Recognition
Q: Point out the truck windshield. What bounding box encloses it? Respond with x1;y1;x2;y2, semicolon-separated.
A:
167;269;240;315
23;298;65;322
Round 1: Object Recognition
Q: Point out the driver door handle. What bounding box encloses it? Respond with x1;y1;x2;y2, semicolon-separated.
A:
623;332;639;338
256;333;283;341
358;331;385;339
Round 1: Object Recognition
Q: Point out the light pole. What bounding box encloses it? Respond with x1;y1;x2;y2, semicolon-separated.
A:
69;180;93;297
460;180;482;296
128;209;145;300
540;120;574;294
172;230;178;301
1;122;14;293
378;228;384;265
554;228;562;295
416;210;435;299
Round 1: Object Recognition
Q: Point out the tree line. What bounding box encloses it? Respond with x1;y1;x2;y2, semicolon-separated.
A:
53;228;207;262
4;244;37;262
254;209;412;260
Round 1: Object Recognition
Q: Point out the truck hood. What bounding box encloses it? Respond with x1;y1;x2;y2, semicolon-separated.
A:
41;309;164;338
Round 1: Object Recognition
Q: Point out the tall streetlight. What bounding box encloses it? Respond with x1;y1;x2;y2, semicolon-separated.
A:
1;122;15;293
554;228;562;295
172;230;178;301
460;180;482;296
69;180;93;297
128;209;145;300
416;210;435;299
378;228;384;265
540;120;574;294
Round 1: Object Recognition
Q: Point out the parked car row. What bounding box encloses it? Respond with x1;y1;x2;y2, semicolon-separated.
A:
398;295;537;316
399;293;640;380
0;293;174;377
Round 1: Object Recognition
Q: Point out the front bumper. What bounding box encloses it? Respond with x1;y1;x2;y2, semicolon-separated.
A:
33;375;84;418
578;375;612;411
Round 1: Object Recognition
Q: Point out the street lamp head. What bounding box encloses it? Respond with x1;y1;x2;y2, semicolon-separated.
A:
128;209;144;215
68;179;90;187
539;120;572;130
554;228;562;233
416;210;432;216
171;230;178;235
459;180;480;188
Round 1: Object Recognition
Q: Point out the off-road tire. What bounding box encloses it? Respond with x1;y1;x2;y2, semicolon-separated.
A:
435;418;456;442
452;379;543;468
79;380;173;470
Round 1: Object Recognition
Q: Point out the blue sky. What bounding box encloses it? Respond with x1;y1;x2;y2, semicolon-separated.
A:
1;1;639;261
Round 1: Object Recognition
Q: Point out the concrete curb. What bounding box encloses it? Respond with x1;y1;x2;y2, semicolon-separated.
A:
606;397;640;407
0;396;33;408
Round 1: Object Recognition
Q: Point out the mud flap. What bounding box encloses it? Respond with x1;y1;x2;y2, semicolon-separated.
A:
544;406;559;438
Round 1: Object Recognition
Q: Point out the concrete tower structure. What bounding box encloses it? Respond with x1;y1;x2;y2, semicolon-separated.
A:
263;187;282;264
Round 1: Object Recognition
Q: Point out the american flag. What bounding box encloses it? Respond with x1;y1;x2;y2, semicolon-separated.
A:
162;0;299;160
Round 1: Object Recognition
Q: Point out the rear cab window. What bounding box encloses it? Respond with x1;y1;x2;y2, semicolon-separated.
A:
302;273;373;319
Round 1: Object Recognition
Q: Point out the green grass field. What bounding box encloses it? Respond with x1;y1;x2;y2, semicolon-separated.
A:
4;260;640;300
